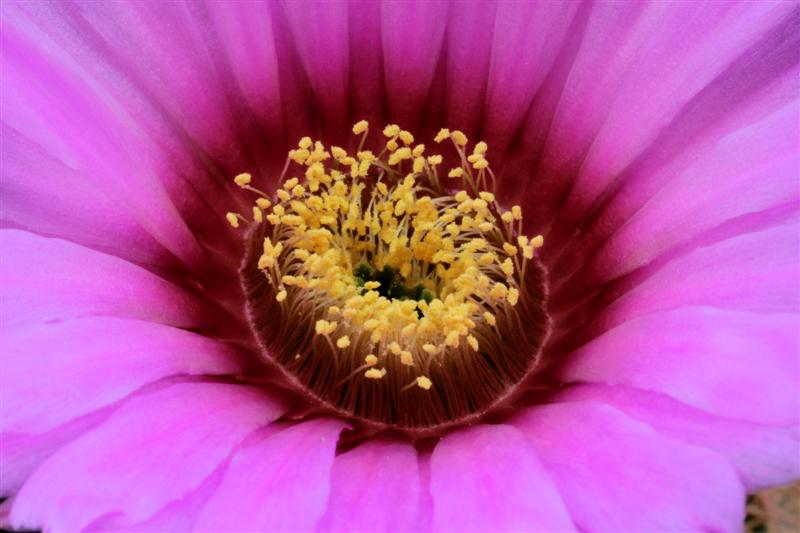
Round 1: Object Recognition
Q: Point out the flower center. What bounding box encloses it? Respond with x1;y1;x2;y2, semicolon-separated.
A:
232;123;548;432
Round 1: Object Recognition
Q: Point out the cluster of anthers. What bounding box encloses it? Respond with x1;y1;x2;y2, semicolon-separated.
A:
230;122;546;428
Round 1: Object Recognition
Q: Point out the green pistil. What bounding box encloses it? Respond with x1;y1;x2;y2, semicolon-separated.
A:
353;262;435;303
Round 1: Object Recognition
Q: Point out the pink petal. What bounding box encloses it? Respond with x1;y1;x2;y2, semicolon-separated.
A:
442;2;498;136
483;0;580;160
0;8;212;270
10;382;284;532
559;307;799;425
318;439;420;532
195;419;345;532
1;317;241;434
587;101;799;285
0;230;203;329
513;402;745;532
430;424;575;532
554;384;800;491
554;2;795;228
520;1;795;230
602;221;799;328
381;1;448;128
281;1;349;136
84;464;228;533
1;125;167;267
1;409;112;496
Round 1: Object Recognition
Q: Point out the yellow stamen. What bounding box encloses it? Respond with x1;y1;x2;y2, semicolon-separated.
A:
236;124;541;391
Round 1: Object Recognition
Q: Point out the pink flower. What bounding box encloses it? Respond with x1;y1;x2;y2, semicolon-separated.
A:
1;1;798;532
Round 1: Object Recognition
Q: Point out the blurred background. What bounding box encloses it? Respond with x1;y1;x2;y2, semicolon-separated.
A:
746;482;799;532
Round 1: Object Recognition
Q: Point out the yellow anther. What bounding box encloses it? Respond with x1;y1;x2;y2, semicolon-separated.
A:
448;167;464;179
479;191;495;203
352;120;369;135
399;130;414;145
483;312;496;326
451;130;468;146
467;335;479;351
531;235;544;248
501;258;514;277
490;282;508;299
434;128;451;142
388;147;412;166
390;342;402;355
252;206;263;223
416;376;433;390
426;155;443;165
512;205;522;220
517;235;529;248
336;336;351;349
289;149;310;164
386;139;399;151
507;287;520;306
503;243;518;256
226;212;240;228
364;281;381;290
413;157;426;173
365;354;378;366
383;124;401;137
291;184;305;197
234;173;252;187
277;189;291;202
331;146;348;159
256;198;272;210
276;289;287;302
315;319;337;335
422;343;437;354
473;159;489;170
412;144;426;157
365;367;387;379
501;211;514;224
454;190;469;202
445;331;461;348
478;252;495;265
400;351;414;366
328;306;341;316
473;141;488;155
298;136;313;149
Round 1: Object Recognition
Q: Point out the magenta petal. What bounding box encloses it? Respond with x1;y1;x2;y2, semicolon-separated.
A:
1;410;112;496
554;384;800;491
554;2;794;226
514;402;744;532
560;307;799;425
9;382;284;532
1;231;201;329
483;1;579;160
601;221;799;330
381;1;448;127
195;419;345;532
589;101;799;284
318;439;420;532
1;317;241;434
282;1;349;133
430;424;575;532
84;465;228;533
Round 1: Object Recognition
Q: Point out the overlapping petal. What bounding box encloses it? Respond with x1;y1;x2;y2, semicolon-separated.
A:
10;382;284;532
